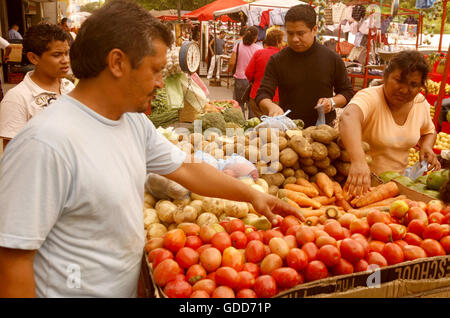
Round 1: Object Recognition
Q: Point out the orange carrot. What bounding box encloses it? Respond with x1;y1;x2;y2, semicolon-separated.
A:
296;178;317;190
311;183;325;197
279;189;322;209
284;183;319;197
314;196;337;205
336;199;352;212
362;195;408;209
333;182;345;201
305;216;319;226
301;209;326;218
316;172;335;198
282;197;302;210
354;182;399;208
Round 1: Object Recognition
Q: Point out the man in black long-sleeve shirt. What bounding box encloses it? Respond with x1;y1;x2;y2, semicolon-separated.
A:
256;5;354;127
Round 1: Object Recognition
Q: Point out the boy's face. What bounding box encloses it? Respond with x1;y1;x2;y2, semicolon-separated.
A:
30;40;70;78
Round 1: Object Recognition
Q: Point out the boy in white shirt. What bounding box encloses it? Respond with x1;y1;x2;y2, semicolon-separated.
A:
0;24;74;149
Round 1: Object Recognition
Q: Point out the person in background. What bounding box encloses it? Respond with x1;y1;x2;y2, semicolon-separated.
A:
234;26;248;46
207;30;226;81
0;0;303;298
60;18;74;45
228;26;261;113
0;24;74;149
339;50;440;196
245;29;284;118
256;4;353;127
0;36;11;102
8;24;23;41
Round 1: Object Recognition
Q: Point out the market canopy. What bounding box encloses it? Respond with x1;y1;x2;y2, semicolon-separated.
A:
183;0;247;21
213;0;308;18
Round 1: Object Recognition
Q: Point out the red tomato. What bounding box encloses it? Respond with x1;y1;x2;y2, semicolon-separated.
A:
441;206;450;216
164;279;192;298
286;248;308;271
178;223;201;236
366;252;388;268
314;229;330;240
324;221;345;240
241;263;258;279
366;210;390;226
199;247;222;273
342;227;351;239
144;238;164;253
185;264;207;284
236;271;255;291
331;258;354;276
175;247;199;269
354;259;369;272
389;224;407;241
174;273;186;281
304;260;328;282
153;259;181;287
407;219;427;236
302;242;319;261
271;267;301;289
368;240;385;254
317;244;341;267
190;290;210;298
211;232;232;252
429;212;445;224
220;220;231;234
222;246;244;271
420;239;446;257
212;286;235;298
295;226;316;246
370;223;393;243
339;238;365;264
425;200;444;215
229;219;245;233
286;224;303;236
254;275;278;298
260;253;283;275
262;229;284;245
230;231;247;249
283;235;298;249
236;289;257;298
353;236;369;257
245;240;265;264
185;235;203;250
440;236;450;253
403;245;427;261
196;243;213;255
407;207;429;225
148;248;174;268
404;232;423;246
215;267;239;290
349;219;370;237
280;215;301;234
442;224;450;237
394;240;409;249
192;279;216;296
316;235;337;248
382;242;404;265
246;230;263;242
423;223;444;240
163;229;186;253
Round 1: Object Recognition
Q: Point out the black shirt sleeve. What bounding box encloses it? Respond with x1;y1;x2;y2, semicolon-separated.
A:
255;55;278;106
333;55;354;104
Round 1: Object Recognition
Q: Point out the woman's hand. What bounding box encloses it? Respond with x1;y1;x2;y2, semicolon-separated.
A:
420;147;441;171
344;161;371;197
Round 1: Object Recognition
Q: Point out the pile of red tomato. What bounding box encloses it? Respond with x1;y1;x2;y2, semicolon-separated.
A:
146;199;450;298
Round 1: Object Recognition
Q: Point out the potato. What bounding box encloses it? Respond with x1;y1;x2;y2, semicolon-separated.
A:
258;128;278;144
335;161;350;176
292;161;300;170
366;154;373;165
340;150;351;163
311;129;334;144
173;197;191;207
144;193;157;208
196;212;219;227
303;165;318;176
282;168;295;178
326;142;341;161
311;142;328;160
190;133;204;146
173;205;198;224
294;169;308;180
191;193;205;201
251;184;266;193
260;143;278;162
334;173;346;183
211;148;225;160
245;145;260;162
147;223;167;239
261;173;285;187
283;176;297;187
317;124;339;140
336;137;345;149
289;135;313;158
203;142;218;154
178;141;194;154
256;161;268;175
301;127;316;143
255;178;269;193
315;157;331;169
205;131;220;143
155;200;177;223
144;208;159;229
168;223;177;231
279;147;299;168
278;137;288;151
322;165;337;177
240;177;255;186
362;141;370;153
202;197;225;216
268;185;279;196
224;143;235;156
246;135;260;148
223;200;249;218
189;200;203;215
299;158;314;166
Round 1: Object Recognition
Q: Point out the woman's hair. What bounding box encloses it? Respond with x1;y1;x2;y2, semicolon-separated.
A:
242;26;258;46
384;50;429;89
264;30;284;47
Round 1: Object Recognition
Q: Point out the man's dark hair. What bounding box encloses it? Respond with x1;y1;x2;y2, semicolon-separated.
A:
242;26;258;46
219;30;226;35
285;4;317;29
23;24;71;56
384;50;429;90
70;0;173;79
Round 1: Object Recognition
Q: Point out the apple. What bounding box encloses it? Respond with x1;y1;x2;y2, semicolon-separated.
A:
390;200;410;219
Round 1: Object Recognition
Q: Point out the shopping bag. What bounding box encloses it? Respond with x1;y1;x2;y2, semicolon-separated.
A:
315;105;326;126
403;160;428;180
255;110;298;131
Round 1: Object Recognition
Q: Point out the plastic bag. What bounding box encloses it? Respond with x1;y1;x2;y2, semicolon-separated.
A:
193;150;219;169
218;154;259;180
403;160;428;180
315;105;326;126
255;110;298;132
145;173;189;200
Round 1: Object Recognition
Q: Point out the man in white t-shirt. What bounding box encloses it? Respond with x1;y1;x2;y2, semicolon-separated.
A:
0;0;303;298
0;24;74;149
0;36;11;62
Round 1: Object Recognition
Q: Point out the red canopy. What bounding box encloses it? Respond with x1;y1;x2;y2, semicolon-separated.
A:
183;0;246;21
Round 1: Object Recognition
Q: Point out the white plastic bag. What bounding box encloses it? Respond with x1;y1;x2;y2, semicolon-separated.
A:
193;150;219;169
255;110;298;132
315;105;326;126
218;154;259;180
404;160;428;180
